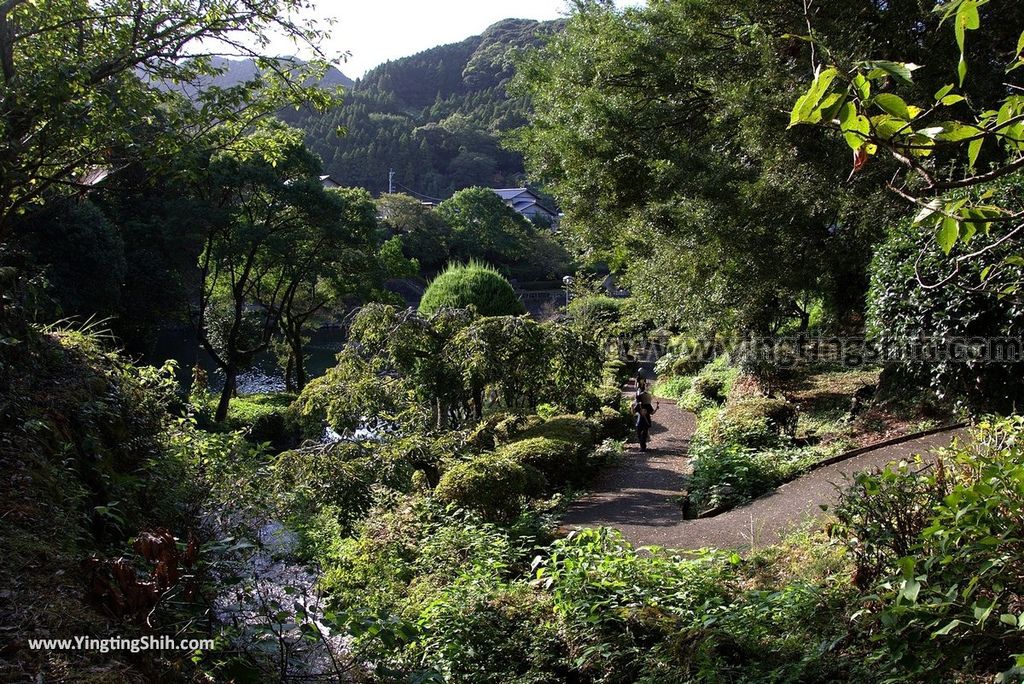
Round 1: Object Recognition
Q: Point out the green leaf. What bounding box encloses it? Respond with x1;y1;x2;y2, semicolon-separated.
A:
853;73;871;100
1000;613;1018;627
938;216;959;253
875;93;910;120
864;60;917;84
960;1;981;31
790;67;839;127
958;54;968;86
941;94;965;106
914;198;943;224
968;137;984;169
933;619;964;637
900;579;922;602
1017;29;1024;59
789;94;809;128
896;557;916;579
935;84;955;101
837;101;856;128
936;122;982;142
842;114;871;150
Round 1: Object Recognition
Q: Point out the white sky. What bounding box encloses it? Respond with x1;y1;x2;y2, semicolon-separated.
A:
281;0;646;78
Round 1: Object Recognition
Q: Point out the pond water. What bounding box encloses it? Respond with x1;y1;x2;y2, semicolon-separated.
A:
143;326;346;394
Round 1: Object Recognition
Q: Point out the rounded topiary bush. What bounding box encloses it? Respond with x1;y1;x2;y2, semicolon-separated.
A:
595;384;626;410
419;261;525;317
496;436;585;486
715;397;798;448
465;411;513;452
566;294;624;327
434;455;546;521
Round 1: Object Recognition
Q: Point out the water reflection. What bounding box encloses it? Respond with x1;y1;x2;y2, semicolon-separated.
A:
143;326;346;393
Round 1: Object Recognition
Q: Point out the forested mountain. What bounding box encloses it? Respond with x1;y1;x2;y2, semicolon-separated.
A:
282;18;562;197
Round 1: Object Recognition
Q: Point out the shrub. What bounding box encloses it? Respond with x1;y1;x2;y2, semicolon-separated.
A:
688;441;822;513
225;393;300;449
419;261;525;317
496;436;586;487
598;406;630;440
653;374;691;400
595;384;623;409
434;455;547;521
515;414;599;452
591;437;626;467
714;396;798;448
691;374;725;402
270;443;414;532
833;417;1024;679
409;581;563;683
830;460;945;587
603;358;630;386
680;355;737;411
566;294;625;329
868;215;1024;412
491;413;544;445
538;528;735;681
465;411;513;452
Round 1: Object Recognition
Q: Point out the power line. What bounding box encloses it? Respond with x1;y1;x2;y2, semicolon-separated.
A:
392;179;448;204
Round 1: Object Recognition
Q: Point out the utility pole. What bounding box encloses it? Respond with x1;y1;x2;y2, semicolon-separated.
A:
388;168;395;194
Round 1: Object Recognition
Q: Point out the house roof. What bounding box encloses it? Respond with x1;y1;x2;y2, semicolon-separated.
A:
491;187;557;218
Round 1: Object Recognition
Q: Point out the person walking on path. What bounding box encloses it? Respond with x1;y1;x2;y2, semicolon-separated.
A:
632;391;659;452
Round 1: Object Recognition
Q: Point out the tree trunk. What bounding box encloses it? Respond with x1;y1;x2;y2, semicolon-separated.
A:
215;367;235;423
284;354;295;393
798;308;810;332
472;384;484;421
293;337;306;392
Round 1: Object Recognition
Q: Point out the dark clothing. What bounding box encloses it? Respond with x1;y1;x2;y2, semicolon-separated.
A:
636;425;651;452
633;402;656;452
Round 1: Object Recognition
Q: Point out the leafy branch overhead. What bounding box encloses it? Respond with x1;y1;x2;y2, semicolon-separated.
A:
789;0;1024;292
0;0;343;239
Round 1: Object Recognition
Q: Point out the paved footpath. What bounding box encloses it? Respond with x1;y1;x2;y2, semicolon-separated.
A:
562;388;961;551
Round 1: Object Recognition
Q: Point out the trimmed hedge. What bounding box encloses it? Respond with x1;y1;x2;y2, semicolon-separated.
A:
434;455;547;521
515;414;599;453
496;436;585;487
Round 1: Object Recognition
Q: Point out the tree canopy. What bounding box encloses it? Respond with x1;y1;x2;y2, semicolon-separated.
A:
510;0;965;335
0;0;340;241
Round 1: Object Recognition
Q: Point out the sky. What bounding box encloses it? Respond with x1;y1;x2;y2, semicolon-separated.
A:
281;0;646;79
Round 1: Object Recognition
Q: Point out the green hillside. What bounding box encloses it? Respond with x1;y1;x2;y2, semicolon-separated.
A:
283;18;562;197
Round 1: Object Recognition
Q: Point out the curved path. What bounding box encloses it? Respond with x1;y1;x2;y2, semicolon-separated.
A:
562;388;961;551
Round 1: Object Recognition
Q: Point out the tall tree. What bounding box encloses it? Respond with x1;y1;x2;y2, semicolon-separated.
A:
436;186;531;267
377;192;453;272
510;0;933;335
270;187;412;393
192;125;339;421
